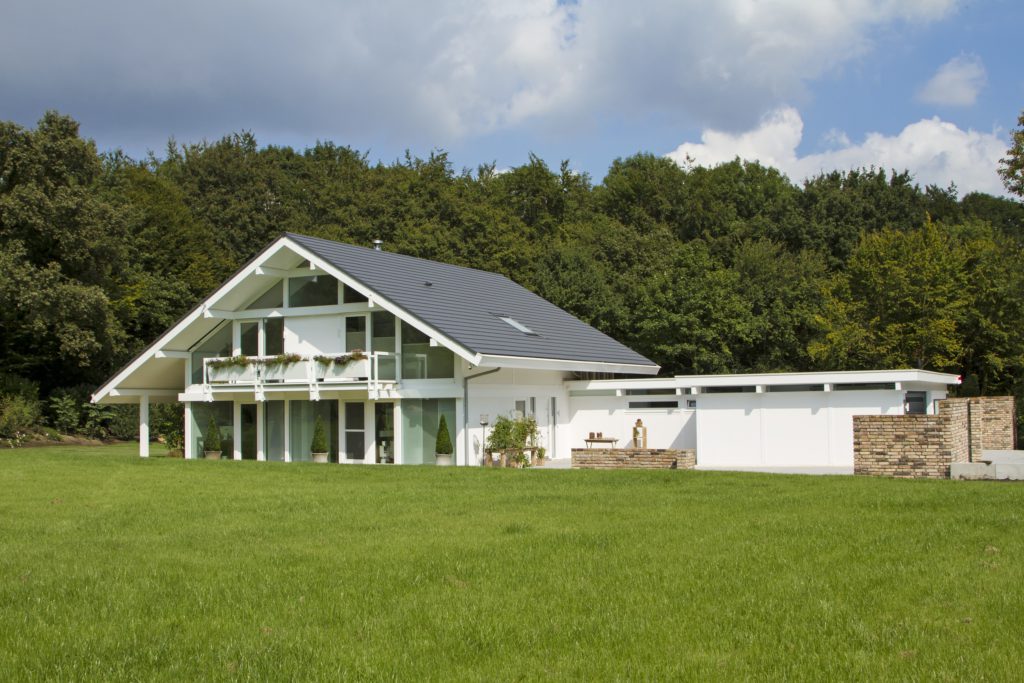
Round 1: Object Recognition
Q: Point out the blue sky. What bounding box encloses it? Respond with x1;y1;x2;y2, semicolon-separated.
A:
2;1;1021;195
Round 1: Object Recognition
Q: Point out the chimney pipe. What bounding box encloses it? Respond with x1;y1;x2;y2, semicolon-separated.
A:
372;239;384;251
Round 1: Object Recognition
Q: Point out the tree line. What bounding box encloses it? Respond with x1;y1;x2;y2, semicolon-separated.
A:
2;111;1023;444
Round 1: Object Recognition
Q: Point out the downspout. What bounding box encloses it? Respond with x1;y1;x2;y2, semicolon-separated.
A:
463;367;501;466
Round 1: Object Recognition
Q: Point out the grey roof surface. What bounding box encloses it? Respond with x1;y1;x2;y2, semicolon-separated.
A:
286;233;657;369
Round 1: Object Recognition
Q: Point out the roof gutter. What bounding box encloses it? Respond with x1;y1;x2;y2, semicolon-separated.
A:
463;367;501;466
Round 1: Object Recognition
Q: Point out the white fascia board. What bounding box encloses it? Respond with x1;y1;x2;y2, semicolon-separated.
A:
475;353;660;375
93;236;297;404
566;369;960;393
282;237;482;366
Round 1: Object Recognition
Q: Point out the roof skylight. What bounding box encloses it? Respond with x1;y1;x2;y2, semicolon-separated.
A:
498;316;538;336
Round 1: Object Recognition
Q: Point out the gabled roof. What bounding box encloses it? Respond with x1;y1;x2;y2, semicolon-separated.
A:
93;233;658;403
286;233;657;371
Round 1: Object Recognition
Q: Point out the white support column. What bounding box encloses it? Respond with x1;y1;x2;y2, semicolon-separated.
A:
363;400;374;462
256;401;266;461
393;400;404;465
233;401;242;460
139;394;150;458
455;397;466;466
283;399;291;462
184;402;194;459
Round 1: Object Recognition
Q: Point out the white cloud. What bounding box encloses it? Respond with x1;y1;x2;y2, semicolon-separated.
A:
918;54;987;106
0;0;960;148
666;107;1007;195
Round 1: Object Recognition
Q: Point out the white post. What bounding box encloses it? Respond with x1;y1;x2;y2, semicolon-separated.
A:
139;394;150;458
455;397;466;466
256;401;266;461
233;401;242;460
184;402;194;459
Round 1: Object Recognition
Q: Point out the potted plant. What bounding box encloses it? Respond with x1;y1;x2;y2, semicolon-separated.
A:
314;350;369;381
204;415;223;460
261;353;306;382
435;414;453;466
310;414;329;463
534;446;546;468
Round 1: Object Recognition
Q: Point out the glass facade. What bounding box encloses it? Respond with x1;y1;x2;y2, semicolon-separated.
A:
265;318;285;356
289;400;339;462
190;324;233;385
246;282;284;310
401;322;454;379
344;402;365;461
401;398;456;465
264;400;285;461
289;275;338;307
345;316;367;351
190;401;234;458
372;312;396;381
240;322;259;356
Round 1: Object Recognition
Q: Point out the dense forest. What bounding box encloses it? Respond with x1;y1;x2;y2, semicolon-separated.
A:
2;111;1024;446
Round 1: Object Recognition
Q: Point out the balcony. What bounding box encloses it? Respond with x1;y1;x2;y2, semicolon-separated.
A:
202;352;396;399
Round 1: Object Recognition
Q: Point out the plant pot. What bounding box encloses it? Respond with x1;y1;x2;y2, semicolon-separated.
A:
312;452;329;464
435;453;453;466
204;450;222;460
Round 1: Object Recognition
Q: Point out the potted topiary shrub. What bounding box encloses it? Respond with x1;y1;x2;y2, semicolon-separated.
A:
310;414;329;463
204;415;223;460
435;414;453;466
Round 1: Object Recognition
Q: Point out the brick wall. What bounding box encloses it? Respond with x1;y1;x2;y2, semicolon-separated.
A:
853;396;1015;478
968;396;1016;454
572;448;696;470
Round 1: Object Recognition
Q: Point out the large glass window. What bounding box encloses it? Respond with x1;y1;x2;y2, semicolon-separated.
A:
246;282;284;310
190;401;234;459
289;400;339;462
240;322;259;356
265;400;285;462
372;312;396;381
343;284;368;304
401;322;454;379
190;324;232;385
344;402;365;461
401;399;456;465
265;318;285;356
288;275;338;307
346;316;367;352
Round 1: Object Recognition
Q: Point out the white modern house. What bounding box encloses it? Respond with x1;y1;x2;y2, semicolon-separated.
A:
93;233;961;471
92;233;659;464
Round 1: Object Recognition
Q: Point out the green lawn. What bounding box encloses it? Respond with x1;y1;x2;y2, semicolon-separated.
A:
1;445;1022;681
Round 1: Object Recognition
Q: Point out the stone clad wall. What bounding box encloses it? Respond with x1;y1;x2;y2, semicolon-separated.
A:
853;396;1015;478
969;396;1016;453
572;448;696;470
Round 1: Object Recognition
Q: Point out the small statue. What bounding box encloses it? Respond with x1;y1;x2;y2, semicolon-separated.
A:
632;419;647;449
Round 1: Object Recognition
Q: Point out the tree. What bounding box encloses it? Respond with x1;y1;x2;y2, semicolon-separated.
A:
999;109;1024;198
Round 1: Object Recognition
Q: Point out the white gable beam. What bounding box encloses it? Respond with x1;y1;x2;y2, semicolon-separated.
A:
93;236;299;404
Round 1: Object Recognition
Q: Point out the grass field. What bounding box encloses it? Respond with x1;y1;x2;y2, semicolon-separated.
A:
1;444;1022;680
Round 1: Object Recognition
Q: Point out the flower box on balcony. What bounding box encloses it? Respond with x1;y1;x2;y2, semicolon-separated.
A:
315;352;370;382
208;357;256;383
261;354;308;383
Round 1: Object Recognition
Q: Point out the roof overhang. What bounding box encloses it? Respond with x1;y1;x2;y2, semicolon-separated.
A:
565;369;961;391
476;353;659;375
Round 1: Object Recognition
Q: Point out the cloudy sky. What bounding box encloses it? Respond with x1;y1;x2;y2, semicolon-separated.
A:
3;0;1021;194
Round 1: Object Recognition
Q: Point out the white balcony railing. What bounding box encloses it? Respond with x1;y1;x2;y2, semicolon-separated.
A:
202;352;396;399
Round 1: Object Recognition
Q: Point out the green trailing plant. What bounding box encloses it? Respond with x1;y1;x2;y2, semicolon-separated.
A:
207;355;251;370
263;353;304;368
204;415;222;452
314;350;367;366
435;414;452;455
310;414;328;454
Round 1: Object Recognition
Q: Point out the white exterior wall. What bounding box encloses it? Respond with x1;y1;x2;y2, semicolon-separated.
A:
568;395;696;451
694;390;904;470
284;315;346;355
463;367;571;463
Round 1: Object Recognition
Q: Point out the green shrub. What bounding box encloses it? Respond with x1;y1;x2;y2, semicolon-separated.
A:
435;415;452;455
310;415;328;453
82;403;114;438
0;395;41;438
49;394;80;433
0;373;39;402
204;416;221;452
106;405;138;440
